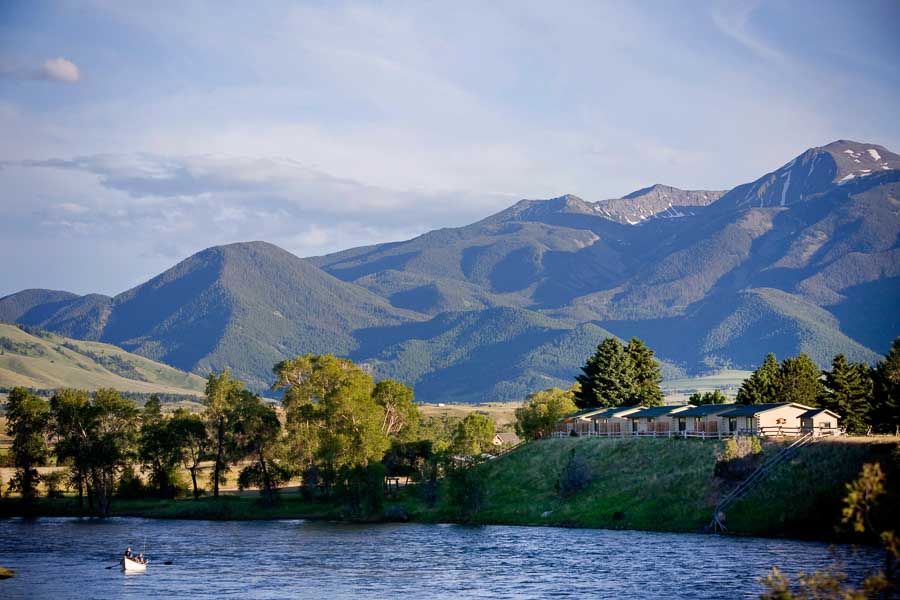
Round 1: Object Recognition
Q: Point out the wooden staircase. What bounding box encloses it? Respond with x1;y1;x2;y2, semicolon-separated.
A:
709;432;816;532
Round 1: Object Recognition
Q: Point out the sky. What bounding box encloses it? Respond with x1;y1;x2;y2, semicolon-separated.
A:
1;0;899;297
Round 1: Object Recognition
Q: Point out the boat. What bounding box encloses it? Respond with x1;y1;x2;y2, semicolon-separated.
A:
121;556;148;572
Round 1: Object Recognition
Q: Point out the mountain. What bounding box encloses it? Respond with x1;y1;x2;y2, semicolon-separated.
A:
2;140;898;402
1;242;417;388
0;323;206;395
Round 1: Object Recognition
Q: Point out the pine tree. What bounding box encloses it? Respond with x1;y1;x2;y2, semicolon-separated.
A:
872;338;900;433
779;353;824;406
821;355;874;435
626;338;664;407
575;337;635;408
736;353;780;405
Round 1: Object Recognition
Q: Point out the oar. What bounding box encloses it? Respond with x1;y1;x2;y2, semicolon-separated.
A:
105;561;121;569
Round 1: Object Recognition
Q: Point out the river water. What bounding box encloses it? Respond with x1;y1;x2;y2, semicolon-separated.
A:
0;517;885;599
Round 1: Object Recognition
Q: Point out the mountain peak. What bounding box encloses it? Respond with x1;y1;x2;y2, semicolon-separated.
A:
593;184;726;224
721;140;899;210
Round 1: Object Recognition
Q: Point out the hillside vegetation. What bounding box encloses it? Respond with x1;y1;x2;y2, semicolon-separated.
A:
433;436;899;539
0;324;205;395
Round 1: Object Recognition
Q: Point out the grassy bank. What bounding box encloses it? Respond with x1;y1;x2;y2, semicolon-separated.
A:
428;436;900;540
2;437;897;542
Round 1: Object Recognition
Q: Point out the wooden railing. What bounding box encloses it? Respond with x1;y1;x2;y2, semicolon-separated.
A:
551;425;841;440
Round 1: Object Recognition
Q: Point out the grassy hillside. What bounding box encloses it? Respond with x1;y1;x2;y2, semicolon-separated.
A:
435;436;899;539
0;323;206;395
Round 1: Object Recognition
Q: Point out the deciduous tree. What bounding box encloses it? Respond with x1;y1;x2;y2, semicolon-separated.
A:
515;387;578;440
5;388;50;505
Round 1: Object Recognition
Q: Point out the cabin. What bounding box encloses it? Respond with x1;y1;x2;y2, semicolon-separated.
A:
492;432;521;446
552;406;644;437
554;407;604;436
799;408;841;437
716;403;817;436
627;405;692;436
673;404;734;437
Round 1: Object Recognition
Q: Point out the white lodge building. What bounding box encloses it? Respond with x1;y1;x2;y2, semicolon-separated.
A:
553;402;841;439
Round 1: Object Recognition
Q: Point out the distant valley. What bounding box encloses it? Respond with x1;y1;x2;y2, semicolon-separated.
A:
2;139;898;403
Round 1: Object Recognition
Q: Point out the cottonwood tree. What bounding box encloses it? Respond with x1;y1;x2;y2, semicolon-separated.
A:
229;392;286;505
49;389;93;507
85;389;138;516
452;413;495;456
515;387;578;440
273;354;390;493
139;396;181;498
204;369;243;497
169;408;209;499
5;388;50;505
372;379;421;441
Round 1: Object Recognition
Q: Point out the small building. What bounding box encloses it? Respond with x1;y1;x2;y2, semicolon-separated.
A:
627;405;692;436
717;403;815;436
554;407;608;436
799;408;841;436
586;406;645;436
492;432;521;446
674;403;735;436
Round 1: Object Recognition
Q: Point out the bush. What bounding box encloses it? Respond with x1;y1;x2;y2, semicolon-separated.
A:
336;462;386;518
445;463;485;519
559;449;592;497
116;467;151;498
715;436;763;480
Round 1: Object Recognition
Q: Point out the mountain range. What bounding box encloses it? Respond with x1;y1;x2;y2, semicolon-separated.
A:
2;140;898;403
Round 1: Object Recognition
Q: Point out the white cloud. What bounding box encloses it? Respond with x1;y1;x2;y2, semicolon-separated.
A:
40;57;80;82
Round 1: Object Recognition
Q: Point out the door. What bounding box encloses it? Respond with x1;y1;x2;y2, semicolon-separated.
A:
728;417;737;433
678;418;686;432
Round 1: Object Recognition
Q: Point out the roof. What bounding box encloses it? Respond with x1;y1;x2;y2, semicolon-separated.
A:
719;403;813;417
799;408;840;419
628;405;691;419
494;432;521;444
677;404;737;417
585;406;645;419
563;407;608;420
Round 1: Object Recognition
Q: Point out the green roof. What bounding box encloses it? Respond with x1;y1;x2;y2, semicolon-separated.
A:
628;405;690;418
677;404;737;417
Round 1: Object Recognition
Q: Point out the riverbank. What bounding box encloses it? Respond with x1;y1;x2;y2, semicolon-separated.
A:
2;436;897;542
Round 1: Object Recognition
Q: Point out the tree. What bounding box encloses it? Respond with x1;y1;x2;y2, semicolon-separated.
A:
85;389;138;516
872;338;900;433
736;353;780;405
778;353;824;406
515;387;578;440
688;390;728;406
452;413;495;456
273;354;390;493
626;338;664;407
169;408;209;499
139;396;181;498
5;388;50;505
821;355;873;435
204;369;243;497
575;337;635;408
229;391;286;505
49;389;93;507
372;379;421;442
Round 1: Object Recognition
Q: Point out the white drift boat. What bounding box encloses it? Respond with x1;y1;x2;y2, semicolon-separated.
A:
121;556;148;572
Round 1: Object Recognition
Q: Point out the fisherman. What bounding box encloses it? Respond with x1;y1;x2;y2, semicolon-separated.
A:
124;547;133;559
137;552;146;564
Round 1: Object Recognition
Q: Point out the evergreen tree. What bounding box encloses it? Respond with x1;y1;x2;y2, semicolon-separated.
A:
821;355;874;435
872;337;900;433
778;353;824;406
625;338;664;407
5;387;50;505
575;337;634;408
736;353;780;405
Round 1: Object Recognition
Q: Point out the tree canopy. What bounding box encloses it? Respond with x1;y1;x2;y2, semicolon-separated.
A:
515;387;578;440
574;337;663;408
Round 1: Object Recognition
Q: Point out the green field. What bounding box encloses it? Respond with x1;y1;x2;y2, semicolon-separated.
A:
661;369;752;402
0;323;206;396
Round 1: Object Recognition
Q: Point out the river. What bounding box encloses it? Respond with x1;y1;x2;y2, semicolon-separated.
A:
0;517;885;599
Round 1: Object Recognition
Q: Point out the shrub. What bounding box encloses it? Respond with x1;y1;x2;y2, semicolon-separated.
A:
41;471;68;498
559;449;592;497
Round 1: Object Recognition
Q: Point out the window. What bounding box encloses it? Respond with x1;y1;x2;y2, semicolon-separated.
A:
822;421;832;428
776;417;786;425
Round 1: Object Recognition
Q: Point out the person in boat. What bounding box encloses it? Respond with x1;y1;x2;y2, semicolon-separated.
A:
137;553;146;564
124;547;133;559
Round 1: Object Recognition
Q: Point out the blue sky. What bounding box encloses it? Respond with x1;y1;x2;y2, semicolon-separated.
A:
1;0;899;296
